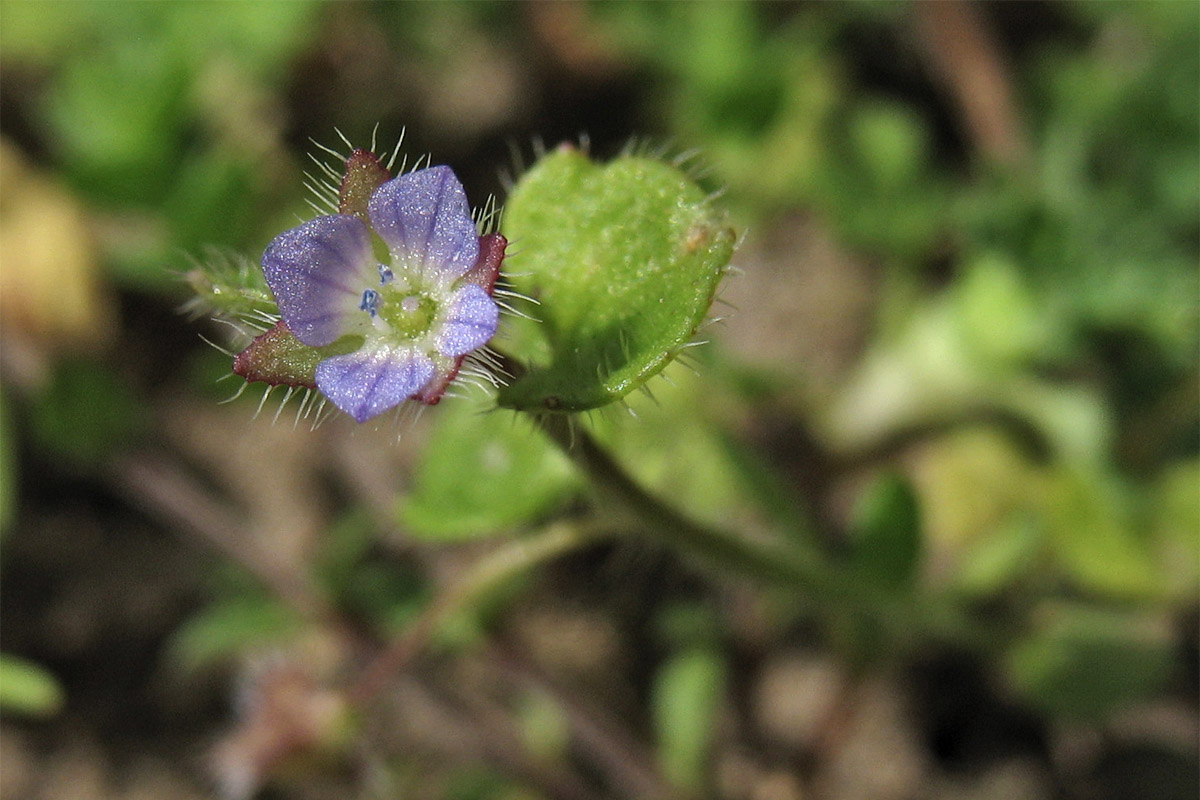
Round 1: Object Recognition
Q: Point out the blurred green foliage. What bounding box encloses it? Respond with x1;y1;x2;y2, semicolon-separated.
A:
653;646;728;792
1;0;321;285
849;472;923;591
1006;603;1177;721
1;1;1196;795
0;654;64;718
401;397;581;540
27;359;146;467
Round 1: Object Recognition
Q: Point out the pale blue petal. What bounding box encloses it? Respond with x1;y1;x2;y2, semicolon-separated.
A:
262;215;375;347
315;347;436;423
368;166;480;280
435;284;499;357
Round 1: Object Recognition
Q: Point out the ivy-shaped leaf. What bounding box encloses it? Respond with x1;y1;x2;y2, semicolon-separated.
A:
499;147;736;412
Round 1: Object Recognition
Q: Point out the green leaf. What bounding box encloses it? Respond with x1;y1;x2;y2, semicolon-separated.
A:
1152;461;1200;599
1042;467;1162;598
1005;604;1175;720
0;654;64;717
312;508;427;631
954;252;1051;368
165;151;260;256
169;596;306;673
399;397;580;539
653;648;726;793
850;101;929;189
29;359;145;466
849;471;922;590
498;147;736;412
955;514;1043;597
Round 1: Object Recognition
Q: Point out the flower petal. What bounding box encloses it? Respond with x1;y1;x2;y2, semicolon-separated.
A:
315;347;436;423
262;215;374;347
368;166;480;281
435;284;499;357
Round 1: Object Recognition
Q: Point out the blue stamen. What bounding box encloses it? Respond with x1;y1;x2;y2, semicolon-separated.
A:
378;264;394;285
360;289;380;317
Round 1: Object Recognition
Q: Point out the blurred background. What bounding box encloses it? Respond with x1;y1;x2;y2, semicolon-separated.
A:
0;2;1196;799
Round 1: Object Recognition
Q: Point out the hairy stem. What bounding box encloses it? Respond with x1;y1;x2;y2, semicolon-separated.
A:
535;414;844;588
533;413;988;650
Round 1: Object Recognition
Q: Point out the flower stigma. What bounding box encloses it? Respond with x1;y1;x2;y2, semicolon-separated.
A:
376;286;438;340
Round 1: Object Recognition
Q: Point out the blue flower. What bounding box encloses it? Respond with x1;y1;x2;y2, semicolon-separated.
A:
261;166;501;422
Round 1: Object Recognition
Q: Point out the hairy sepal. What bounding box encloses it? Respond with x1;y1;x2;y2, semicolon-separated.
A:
233;321;361;389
